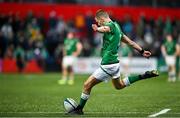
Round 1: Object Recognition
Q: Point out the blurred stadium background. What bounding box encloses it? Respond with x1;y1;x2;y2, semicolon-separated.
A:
0;0;179;73
0;0;180;117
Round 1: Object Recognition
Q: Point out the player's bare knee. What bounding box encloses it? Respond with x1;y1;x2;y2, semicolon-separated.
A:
114;85;125;90
114;85;121;90
112;79;125;90
67;66;73;73
120;80;126;87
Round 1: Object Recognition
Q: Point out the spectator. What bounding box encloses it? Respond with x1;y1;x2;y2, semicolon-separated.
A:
85;11;94;46
34;46;49;70
25;11;34;25
0;31;7;58
49;11;57;29
0;11;179;73
136;15;145;39
164;17;173;35
122;15;133;38
37;13;45;32
14;45;25;72
56;17;68;43
1;18;14;44
4;44;14;59
144;24;154;49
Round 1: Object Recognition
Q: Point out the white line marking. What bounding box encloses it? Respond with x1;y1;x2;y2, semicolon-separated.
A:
0;112;143;114
149;109;171;117
0;111;178;115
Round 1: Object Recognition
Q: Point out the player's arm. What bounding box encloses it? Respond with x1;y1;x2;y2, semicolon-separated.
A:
73;42;83;57
161;45;166;57
62;46;66;56
92;24;110;33
122;34;151;58
175;44;180;56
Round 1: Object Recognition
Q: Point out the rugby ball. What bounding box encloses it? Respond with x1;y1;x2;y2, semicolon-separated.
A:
64;98;78;112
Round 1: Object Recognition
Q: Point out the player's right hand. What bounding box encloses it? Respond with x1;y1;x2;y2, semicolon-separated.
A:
92;24;98;31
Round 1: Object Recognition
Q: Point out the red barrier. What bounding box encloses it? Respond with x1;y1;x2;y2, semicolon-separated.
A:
2;58;42;73
23;60;43;73
0;3;179;22
2;58;18;73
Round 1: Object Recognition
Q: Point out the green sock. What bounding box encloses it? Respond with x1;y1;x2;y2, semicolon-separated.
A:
123;71;157;86
79;93;90;109
79;98;87;109
128;75;141;84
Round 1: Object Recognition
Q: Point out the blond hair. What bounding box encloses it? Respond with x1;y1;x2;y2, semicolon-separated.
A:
95;9;109;18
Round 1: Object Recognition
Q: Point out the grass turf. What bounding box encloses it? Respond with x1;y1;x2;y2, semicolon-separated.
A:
0;73;180;117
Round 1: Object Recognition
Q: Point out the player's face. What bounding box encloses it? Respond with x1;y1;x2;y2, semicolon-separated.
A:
167;35;172;42
95;17;104;26
67;32;74;39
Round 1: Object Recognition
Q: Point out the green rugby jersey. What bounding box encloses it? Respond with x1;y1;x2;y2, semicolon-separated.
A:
64;38;78;56
163;39;176;55
101;21;123;65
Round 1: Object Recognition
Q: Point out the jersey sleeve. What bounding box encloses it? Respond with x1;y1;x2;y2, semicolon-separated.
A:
163;39;166;44
64;38;67;45
74;39;79;44
105;22;115;33
120;30;124;40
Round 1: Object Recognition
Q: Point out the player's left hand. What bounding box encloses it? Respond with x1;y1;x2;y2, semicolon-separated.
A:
142;51;151;58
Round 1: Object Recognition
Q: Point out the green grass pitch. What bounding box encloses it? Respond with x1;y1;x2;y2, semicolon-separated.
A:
0;73;180;117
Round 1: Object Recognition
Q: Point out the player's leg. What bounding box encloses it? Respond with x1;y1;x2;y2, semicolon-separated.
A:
58;56;69;85
68;66;74;85
168;65;176;82
167;65;171;82
112;70;159;90
68;67;109;115
170;65;176;82
112;78;126;90
69;75;102;114
67;56;77;85
165;56;171;81
79;75;102;108
168;56;176;82
58;65;68;85
165;56;176;82
172;56;176;82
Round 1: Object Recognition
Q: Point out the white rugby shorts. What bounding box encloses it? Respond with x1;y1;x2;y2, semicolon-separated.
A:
62;56;77;68
92;63;121;81
165;55;175;66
